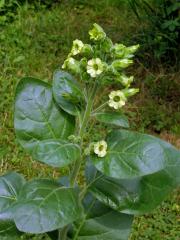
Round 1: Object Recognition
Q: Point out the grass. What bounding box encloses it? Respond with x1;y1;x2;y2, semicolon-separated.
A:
0;0;179;239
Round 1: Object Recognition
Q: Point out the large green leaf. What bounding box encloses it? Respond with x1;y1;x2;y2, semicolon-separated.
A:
53;70;84;116
90;129;180;179
0;211;21;240
0;173;25;240
69;194;133;240
32;139;80;167
14;77;76;167
94;112;129;128
0;172;25;213
13;179;83;234
86;155;180;214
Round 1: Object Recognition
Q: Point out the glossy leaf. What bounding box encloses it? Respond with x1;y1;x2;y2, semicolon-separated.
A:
14;77;75;167
94;112;129;128
70;194;133;240
13;179;83;233
90;129;180;179
86;155;180;214
32;139;80;167
53;70;84;115
0;173;24;240
0;211;21;240
0;172;25;213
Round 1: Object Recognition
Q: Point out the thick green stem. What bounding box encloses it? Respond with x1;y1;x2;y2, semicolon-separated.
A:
70;82;98;187
59;226;68;240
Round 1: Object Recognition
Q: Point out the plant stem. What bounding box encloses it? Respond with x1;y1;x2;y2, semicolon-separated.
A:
91;101;108;115
70;82;98;187
59;226;68;240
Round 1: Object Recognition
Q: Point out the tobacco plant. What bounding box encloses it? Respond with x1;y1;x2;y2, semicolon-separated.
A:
0;24;179;240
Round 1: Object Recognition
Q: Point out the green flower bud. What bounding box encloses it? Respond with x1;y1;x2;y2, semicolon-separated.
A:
125;44;140;55
101;37;113;53
123;88;139;97
89;23;106;41
84;142;95;156
82;44;93;56
80;57;88;68
113;43;126;58
62;57;80;74
117;75;134;87
68;135;81;143
111;59;133;69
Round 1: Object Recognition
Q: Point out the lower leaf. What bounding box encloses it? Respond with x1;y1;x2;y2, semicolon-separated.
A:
13;179;84;234
86;154;180;214
69;194;133;240
0;211;22;240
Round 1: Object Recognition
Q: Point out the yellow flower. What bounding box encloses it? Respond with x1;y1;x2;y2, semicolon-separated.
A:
94;140;107;157
89;23;106;41
108;90;127;109
71;39;84;56
87;58;104;78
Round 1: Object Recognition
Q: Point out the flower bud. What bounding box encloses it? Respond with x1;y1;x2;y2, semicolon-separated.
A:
125;44;140;55
113;43;126;58
68;135;81;143
123;88;139;97
111;59;133;69
101;37;113;53
118;75;134;87
82;44;93;56
62;57;80;74
89;23;106;41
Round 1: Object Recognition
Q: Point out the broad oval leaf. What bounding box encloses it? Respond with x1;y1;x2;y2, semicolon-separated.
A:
0;172;25;213
0;211;22;240
86;154;180;214
13;179;83;234
32;139;80;167
94;112;129;128
14;77;76;167
0;173;25;239
53;70;84;116
69;194;133;240
90;129;180;179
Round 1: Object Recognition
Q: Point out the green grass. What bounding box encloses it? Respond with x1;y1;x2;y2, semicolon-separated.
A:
0;1;179;239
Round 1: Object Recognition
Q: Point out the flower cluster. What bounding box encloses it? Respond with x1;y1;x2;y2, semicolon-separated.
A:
62;24;139;87
61;23;140;157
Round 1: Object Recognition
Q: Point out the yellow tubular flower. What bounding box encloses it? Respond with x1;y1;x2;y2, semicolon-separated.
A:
87;58;104;78
71;39;84;56
108;90;127;109
94;140;107;157
89;23;106;41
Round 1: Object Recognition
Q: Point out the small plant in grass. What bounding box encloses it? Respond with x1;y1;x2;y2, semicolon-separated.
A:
0;23;180;240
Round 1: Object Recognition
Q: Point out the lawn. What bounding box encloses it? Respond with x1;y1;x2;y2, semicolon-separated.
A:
0;0;179;239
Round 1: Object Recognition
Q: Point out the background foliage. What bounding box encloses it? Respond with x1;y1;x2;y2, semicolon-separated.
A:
0;0;179;239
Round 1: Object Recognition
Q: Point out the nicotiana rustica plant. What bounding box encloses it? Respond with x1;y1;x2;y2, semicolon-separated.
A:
0;23;180;240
